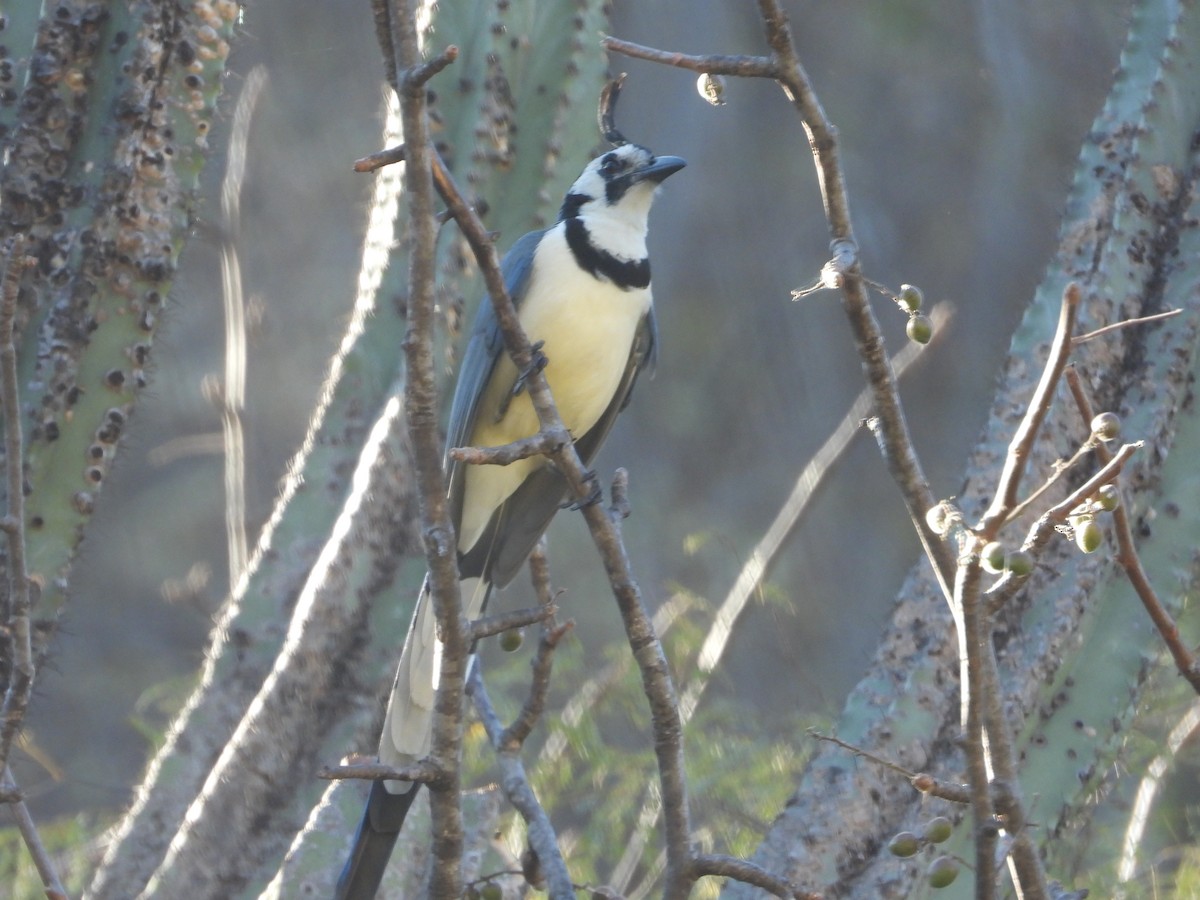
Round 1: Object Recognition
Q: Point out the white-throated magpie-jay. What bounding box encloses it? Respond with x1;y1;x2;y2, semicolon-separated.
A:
335;140;684;900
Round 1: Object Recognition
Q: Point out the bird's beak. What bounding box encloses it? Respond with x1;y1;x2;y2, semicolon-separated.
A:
631;155;687;186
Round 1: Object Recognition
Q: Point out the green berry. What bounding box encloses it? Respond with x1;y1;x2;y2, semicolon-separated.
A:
1094;483;1120;512
1091;411;1121;442
480;884;503;900
906;313;933;344
899;283;924;312
923;816;953;844
981;541;1006;574
1006;548;1034;577
500;628;524;652
927;856;959;888
1075;518;1103;553
889;831;920;858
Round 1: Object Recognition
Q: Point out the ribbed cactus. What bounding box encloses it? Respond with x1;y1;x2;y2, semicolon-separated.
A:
0;0;236;653
79;2;617;897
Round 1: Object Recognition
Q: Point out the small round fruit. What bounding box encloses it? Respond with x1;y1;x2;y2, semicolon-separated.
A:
899;283;924;312
480;884;503;900
926;502;952;535
888;831;920;858
500;628;524;652
981;541;1006;574
1091;411;1121;442
923;816;953;844
907;313;933;344
1006;548;1034;577
1094;483;1120;512
696;72;726;106
1075;518;1103;553
927;856;959;888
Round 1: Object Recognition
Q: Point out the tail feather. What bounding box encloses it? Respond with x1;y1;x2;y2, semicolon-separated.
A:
336;576;491;897
334;780;419;900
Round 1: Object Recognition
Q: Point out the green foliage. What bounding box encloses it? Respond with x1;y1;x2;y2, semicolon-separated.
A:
461;584;816;895
0;810;113;900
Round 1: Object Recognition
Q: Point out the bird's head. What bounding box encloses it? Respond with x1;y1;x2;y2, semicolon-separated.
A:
558;144;686;228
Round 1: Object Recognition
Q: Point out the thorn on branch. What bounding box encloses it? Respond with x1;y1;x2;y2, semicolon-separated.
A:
401;44;459;92
353;143;406;172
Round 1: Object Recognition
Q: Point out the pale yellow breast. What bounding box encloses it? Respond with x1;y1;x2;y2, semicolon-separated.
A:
458;224;651;552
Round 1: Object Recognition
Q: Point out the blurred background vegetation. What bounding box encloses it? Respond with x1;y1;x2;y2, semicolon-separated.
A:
17;0;1199;895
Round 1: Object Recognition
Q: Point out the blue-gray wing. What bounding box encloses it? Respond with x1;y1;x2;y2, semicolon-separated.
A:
444;229;544;522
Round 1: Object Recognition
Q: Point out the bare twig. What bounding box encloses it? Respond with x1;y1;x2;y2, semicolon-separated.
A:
809;729;972;804
319;761;439;783
690;853;816;899
354;143;406;172
1064;367;1200;692
470;604;559;642
979;283;1080;534
599;37;778;80
986;441;1143;613
1072;308;1182;344
449;430;569;467
467;663;574;898
955;556;998;900
3;766;68;900
388;5;468;895
1002;439;1095;526
0;237;33;774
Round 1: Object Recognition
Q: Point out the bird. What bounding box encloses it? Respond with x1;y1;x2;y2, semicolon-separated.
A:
334;139;685;899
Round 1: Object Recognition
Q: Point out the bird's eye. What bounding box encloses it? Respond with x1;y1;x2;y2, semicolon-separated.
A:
599;154;622;177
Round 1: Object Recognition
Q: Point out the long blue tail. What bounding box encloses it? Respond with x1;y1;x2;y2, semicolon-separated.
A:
334;780;420;900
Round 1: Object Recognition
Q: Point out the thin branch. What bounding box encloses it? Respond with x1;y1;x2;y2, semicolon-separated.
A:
809;729;972;804
449;430;570;467
979;283;1080;534
599;36;778;79
986;441;1142;612
354;143;407;173
467;663;574;898
470;604;559;643
389;5;467;895
1064;367;1200;692
0;237;33;774
318;761;439;783
1072;308;1182;344
690;853;816;899
955;556;998;900
2;767;68;900
1002;439;1095;526
407;44;458;87
681;305;950;723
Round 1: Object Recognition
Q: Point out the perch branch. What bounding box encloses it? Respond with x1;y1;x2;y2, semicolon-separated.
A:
387;5;468;894
1064;367;1200;693
2;766;67;900
467;662;574;898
